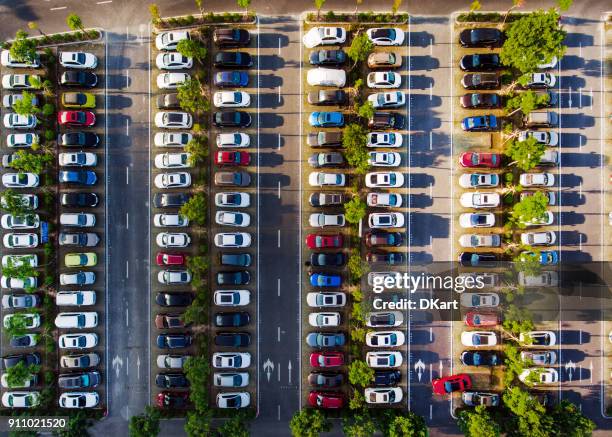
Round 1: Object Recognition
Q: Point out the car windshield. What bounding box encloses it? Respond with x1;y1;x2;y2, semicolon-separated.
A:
472;54;480;65
445;381;460;392
75;53;86;64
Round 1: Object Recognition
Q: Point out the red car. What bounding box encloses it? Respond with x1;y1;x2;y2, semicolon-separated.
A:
459;152;500;168
156;252;185;266
310;352;344;368
305;234;343;249
432;374;472;395
464;311;500;327
308;391;344;409
156;391;189;408
58;110;96;127
215;151;250;166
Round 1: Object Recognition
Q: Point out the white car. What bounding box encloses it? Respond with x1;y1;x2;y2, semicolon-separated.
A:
214;232;251;248
537;55;558;69
215;211;251;227
1;214;40;230
59;333;98;349
60;272;95;286
154;132;193;147
60;52;98;69
2;74;41;90
460;293;500;308
3;233;38;248
59;152;97;167
60;213;96;227
366;192;402;208
1;275;37;289
520;173;555;187
2;173;39;188
523;72;556;88
0;194;38;210
520;350;557;366
214;372;249;387
154;172;191;189
2;391;40;408
214;290;251;306
215;192;250;208
56;291;96;306
308;312;341;327
1;373;37;388
156;232;191;248
458;173;499;188
1;50;40;68
518;368;559;385
156;31;190;50
368;91;405;108
157;354;189;369
365;172;404;188
517;130;558;146
55;312;98;329
366;71;401;88
520;211;554;227
307;68;346;87
216;133;250;148
518;271;559;287
153;213;189;227
302;27;347;48
458;234;501;248
59;392;99;409
368;152;401;167
365;331;406;347
212;352;251;369
309;213;345;228
519;331;556;347
154;153;192;169
364;387;403;404
3;313;40;329
157;72;190;89
369;212;404;228
155;52;193;70
4;114;37;129
539;150;559;166
460;192;500;208
459;212;495;228
306;292;346;307
7;133;39;148
461;331;498;347
158;270;192;285
367;132;403;148
366;351;403;368
4;94;39;109
2;254;38;268
367;28;405;46
520;231;556;246
155;111;193;129
213;91;251;108
217;392;250;409
308;172;346;187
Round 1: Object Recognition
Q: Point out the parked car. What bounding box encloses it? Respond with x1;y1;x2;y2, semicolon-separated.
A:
306;332;345;348
366;71;401;88
59;170;97;186
307;131;343;147
308;372;344;388
432;374;472;395
155;52;193;70
519;331;556;347
366;252;404;264
1;50;40;68
364;387;403;404
213;111;252;128
2;391;40;408
56;291;96;306
2;74;41;90
58;333;98;349
458;173;499;188
305;234;343;249
155;292;193;307
215;312;250;328
520;350;557;365
213;28;250;47
217;392;250;409
520;231;556;246
365;231;403;247
367;51;401;69
156;31;190;50
461;331;498;347
368;112;404;129
58;371;100;389
4;114;37;129
60;51;97;69
214;171;251;187
213;91;250;108
310;274;341;288
309;352;344;368
216;133;250;148
215;150;250;166
463;72;502;89
366;351;402;368
309;213;345;228
156;334;193;349
460;93;501;109
459;54;501;71
61;92;96;108
214;51;253;68
214;290;250;307
157;354;189;369
521;72;556;89
214;71;249;88
365;172;404;188
2;353;40;369
157;72;190;89
154;111;192;129
458;213;495;228
462;391;500;407
60;71;97;87
367;28;405;45
154;172;191;189
459;28;503;47
459;152;501;168
7;133;39;148
3;233;38;248
518;130;559;147
216;271;250;286
302;27;346;48
2;293;39;309
369;212;404;228
57;110;95;127
310;252;346;267
156;391;189;409
214;232;251;248
215;211;251;227
59;271;96;286
459;234;501;248
158;269;191;285
306;68;346;87
212;352;251;369
1;214;40;230
367;132;403;148
518;368;559;385
309;50;347;66
460;293;500;308
155;153;192;169
520;172;555;187
366;192;402;208
309;192;345;207
155;252;185;266
464;311;500;327
58;132;99;147
460;350;500;366
460;192;500;208
214;372;249;387
366;331;406;347
462;115;497;132
308;312;341;328
309;172;345;187
59;152;97;167
366;311;403;327
156;93;180;109
308;391;344;409
214;332;250;347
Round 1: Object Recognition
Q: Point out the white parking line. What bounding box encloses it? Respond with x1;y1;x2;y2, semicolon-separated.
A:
97;0;113;4
578;87;582;108
278;85;281;103
277;404;281;421
125;308;129;327
277;133;281;150
126;166;129;184
50;6;67;10
277;278;280;296
278;363;281;381
126;212;129;229
277;229;281;247
126;119;129;136
429;131;432;150
277;180;281;199
277;327;281;342
278;37;281;55
125;69;130;88
126;260;129;278
429;403;433;420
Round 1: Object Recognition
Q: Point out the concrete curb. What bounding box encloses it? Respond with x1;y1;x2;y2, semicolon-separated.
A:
7;28;105;48
152;13;257;33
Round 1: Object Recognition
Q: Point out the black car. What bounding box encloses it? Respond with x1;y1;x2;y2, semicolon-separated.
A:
308;152;345;168
459;28;504;47
58;371;101;389
153;193;191;208
213;51;253;68
218;253;252;267
157;93;180;109
60;71;98;87
214;312;250;327
155;292;194;307
214;71;249;88
459;54;501;71
366;252;405;265
2;353;41;370
214;332;251;347
60;192;99;208
10;335;37;348
307;131;343;147
213;111;252;128
373;370;401;387
460;93;501;109
156;334;192;349
213;28;251;47
155;373;189;388
460;350;500;366
216;271;251;286
308;372;344;388
58;132;99;147
459;252;498;267
309;192;345;207
461;73;500;90
368;112;405;129
307;90;347;106
310;252;346;267
309;49;347;66
59;232;100;247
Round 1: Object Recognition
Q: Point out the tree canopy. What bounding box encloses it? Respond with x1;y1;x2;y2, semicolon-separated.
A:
9;30;37;64
510;190;549;228
348;359;374;387
458;405;500;437
505;137;546;171
289;409;331;437
343;123;370;174
347;32;374;67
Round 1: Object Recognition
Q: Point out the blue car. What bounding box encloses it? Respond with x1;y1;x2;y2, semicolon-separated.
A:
305;332;346;348
310;273;341;287
214;71;249;88
59;170;97;186
309;111;344;128
522;251;558;265
461;115;498;132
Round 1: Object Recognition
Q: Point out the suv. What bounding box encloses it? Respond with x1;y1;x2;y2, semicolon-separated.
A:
153;193;191;208
218;253;252;267
214;171;251;187
214;332;251;347
525;111;559;127
58;371;100;389
368;112;404;129
307;131;343;147
213;28;250;47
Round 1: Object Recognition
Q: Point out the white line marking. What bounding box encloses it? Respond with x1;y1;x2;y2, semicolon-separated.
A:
278;37;281;55
126;212;129;229
126;260;129;278
277;363;281;382
578;87;582;108
50;6;67;10
429;131;432;150
277;229;281;247
126;356;129;376
126;119;129;136
429;327;433;342
277;133;281;150
429;84;433;101
277;404;280;421
278;180;281;199
278;85;281;103
125;69;130;87
97;0;113;4
429;363;432;381
255;20;261;415
277;278;280;297
277;327;280;342
125;166;129;184
429;404;433;420
589;87;593;110
429;182;433;198
125;308;129;327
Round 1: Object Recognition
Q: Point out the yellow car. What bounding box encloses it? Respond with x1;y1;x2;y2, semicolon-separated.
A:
61;92;96;109
65;252;97;267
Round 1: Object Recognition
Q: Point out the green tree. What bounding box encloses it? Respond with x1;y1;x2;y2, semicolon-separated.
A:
9;30;37;64
27;22;45;37
458;405;500;437
502;386;552;437
503;344;528;385
177;79;209;114
128;406;160;437
12;91;40;115
314;0;326;20
57;411;90;437
513;251;542;276
179;192;207;226
345;196;366;224
66;13;85;33
510;190;548;228
386;412;428;437
469;0;482;12
42;103;55;118
5;362;39;388
183;293;208;325
502;305;534;339
185;135;208;166
184;356;210;410
348;248;369;280
348;360;374;388
551;400;595;437
347;32;374;69
343;123;370;174
2;259;38;281
177;39;207;64
9;150;53;174
236;0;251;16
500;9;566;74
217;413;249;437
343;411;376;436
185;410;213;437
350;326;366;343
289;409;331;437
355;101;375;121
348;390;365;411
505;137;546;171
505;90;550;116
4;313;30;338
503;0;525;26
391;0;403;15
149;4;161;25
0;189;34;217
557;0;573;12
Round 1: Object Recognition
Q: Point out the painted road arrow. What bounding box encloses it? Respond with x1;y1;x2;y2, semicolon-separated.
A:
263;358;274;382
414;359;426;382
565;360;576;381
